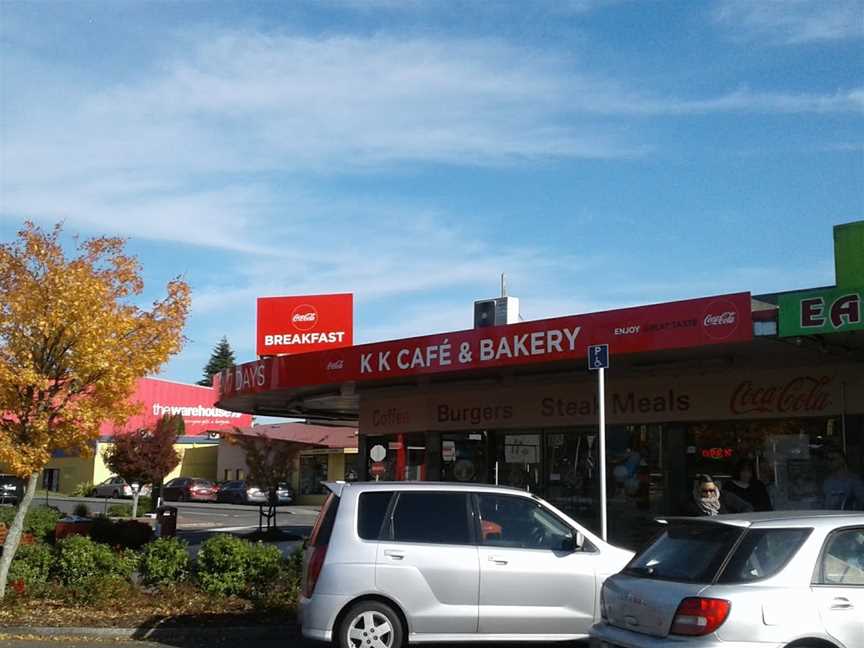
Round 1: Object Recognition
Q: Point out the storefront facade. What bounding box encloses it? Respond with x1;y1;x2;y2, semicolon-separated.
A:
358;362;863;547
217;277;864;548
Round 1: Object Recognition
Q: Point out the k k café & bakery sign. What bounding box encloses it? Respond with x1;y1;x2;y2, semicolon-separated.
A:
256;293;353;356
360;366;862;434
222;293;752;397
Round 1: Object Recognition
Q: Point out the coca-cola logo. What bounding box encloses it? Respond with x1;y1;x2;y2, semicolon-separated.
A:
326;359;344;371
703;300;740;340
291;304;318;331
730;376;833;415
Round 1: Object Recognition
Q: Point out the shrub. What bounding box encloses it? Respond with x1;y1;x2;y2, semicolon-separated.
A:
70;481;94;497
140;537;190;586
0;505;63;542
90;516;153;549
9;542;55;588
136;495;153;515
195;534;251;596
73;503;90;517
246;541;283;592
54;535;134;587
26;506;62;542
107;503;133;518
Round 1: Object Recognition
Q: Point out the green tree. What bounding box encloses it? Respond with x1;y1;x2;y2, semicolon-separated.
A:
197;336;236;386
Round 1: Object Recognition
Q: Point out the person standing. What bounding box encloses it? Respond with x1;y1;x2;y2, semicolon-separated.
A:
688;474;752;516
823;450;864;510
724;459;773;511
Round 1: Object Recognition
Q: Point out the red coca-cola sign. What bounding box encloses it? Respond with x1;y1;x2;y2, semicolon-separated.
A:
702;299;740;341
730;376;833;415
257;293;353;356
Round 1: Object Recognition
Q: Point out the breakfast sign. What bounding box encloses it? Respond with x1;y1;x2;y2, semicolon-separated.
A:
256;293;353;356
222;293;752;399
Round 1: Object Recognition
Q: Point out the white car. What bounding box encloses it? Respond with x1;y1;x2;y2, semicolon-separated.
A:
299;481;634;647
591;511;864;648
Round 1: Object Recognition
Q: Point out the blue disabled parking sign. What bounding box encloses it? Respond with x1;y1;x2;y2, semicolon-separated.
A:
588;344;609;370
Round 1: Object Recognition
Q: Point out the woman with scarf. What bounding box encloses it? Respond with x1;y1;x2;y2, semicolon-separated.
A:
687;474;753;516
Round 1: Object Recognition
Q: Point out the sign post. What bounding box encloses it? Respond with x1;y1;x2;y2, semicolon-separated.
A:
588;344;609;541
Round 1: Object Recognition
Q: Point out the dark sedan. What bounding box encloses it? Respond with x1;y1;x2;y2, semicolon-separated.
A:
161;477;218;502
217;480;294;505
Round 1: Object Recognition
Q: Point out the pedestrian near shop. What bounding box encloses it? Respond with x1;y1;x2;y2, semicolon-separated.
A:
724;459;773;511
822;450;864;510
688;474;752;516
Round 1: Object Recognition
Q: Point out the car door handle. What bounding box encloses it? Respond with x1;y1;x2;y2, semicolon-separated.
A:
488;555;508;565
384;550;405;560
830;597;854;610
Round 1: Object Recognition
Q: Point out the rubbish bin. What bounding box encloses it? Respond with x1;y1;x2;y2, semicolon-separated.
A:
155;506;177;538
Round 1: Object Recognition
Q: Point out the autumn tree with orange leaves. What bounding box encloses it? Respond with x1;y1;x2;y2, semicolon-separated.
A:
0;222;190;598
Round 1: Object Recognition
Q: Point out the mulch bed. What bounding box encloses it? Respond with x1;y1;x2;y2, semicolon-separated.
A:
0;584;296;628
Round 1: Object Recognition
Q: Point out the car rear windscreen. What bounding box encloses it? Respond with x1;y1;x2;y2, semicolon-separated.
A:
623;522;743;583
717;528;812;583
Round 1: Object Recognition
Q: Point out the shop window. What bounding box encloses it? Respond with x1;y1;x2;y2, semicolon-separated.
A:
545;429;601;530
300;455;329;495
391;492;470;545
344;453;360;482
495;432;542;492
686;417;853;512
236;469;245;481
441;433;487;483
41;469;60;492
367;434;426;481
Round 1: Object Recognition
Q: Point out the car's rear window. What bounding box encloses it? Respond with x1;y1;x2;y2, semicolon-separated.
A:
623;522;743;583
358;491;394;540
718;528;812;583
310;491;340;548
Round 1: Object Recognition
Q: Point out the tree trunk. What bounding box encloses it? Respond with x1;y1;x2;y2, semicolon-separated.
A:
131;490;139;518
0;472;40;599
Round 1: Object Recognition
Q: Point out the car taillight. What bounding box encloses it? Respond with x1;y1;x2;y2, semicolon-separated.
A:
671;597;731;636
303;545;328;599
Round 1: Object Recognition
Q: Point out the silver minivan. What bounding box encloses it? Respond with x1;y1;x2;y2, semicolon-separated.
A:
591;511;864;648
299;481;633;647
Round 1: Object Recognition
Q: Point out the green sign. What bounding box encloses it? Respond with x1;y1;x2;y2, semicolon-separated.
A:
834;221;864;288
779;286;864;337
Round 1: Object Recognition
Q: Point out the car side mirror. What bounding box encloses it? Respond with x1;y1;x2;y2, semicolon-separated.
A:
561;532;582;553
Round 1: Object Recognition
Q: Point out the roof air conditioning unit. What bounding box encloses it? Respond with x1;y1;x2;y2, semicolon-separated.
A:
474;296;520;328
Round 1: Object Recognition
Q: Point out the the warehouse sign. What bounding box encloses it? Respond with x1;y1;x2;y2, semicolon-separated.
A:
779;286;863;337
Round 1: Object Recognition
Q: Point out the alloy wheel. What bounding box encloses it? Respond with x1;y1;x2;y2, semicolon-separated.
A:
346;610;394;648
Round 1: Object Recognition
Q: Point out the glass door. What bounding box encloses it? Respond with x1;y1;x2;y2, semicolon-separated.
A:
495;432;543;493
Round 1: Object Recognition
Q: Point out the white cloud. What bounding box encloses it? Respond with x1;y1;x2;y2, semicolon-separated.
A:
715;0;864;45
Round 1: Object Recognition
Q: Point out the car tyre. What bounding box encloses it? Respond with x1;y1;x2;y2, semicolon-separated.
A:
338;600;404;648
111;490;119;499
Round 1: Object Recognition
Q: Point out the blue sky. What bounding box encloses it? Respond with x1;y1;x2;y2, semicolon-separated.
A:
1;0;862;385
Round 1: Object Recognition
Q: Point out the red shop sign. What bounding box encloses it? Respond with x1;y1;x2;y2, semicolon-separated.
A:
257;293;353;356
223;292;752;398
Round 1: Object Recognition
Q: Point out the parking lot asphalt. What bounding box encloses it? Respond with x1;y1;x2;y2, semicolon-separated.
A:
41;495;321;534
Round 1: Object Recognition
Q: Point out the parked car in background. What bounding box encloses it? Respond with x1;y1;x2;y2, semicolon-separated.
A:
591;512;864;648
161;477;218;502
217;480;295;505
90;476;151;499
0;474;24;505
299;481;633;647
